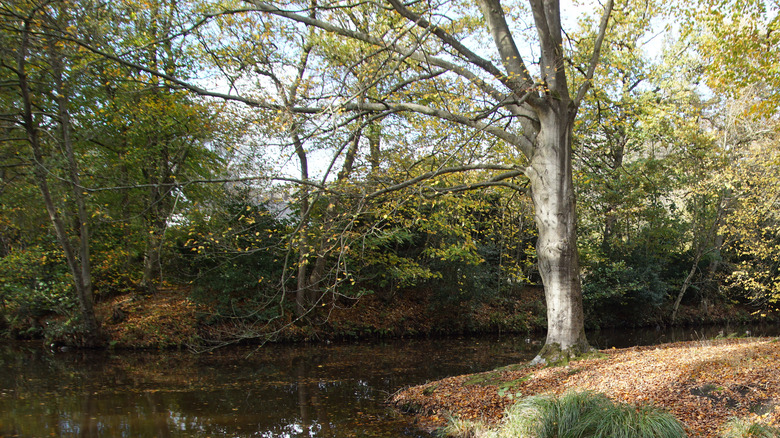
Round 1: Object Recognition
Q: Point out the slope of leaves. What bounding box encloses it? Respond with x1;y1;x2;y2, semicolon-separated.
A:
99;287;204;349
391;338;780;437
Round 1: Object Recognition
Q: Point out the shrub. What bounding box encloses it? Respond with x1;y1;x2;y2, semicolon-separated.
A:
0;245;76;326
91;243;141;297
178;198;289;321
582;260;668;327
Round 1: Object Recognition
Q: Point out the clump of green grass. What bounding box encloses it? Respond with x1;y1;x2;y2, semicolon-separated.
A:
490;391;687;438
438;415;490;438
720;417;780;438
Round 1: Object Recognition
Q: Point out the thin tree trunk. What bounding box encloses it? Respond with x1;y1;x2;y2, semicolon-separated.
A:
53;54;100;340
368;123;381;175
16;18;101;344
292;128;313;316
307;127;364;308
141;169;173;294
672;194;728;320
601;137;626;254
672;252;701;322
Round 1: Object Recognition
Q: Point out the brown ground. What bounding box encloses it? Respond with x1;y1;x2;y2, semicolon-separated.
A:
391;338;780;437
98;287;203;348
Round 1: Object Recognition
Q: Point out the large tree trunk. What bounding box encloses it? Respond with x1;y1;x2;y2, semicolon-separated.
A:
527;104;590;364
476;0;608;362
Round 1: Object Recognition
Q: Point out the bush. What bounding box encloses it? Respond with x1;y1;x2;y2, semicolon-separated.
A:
178;198;289;321
91;242;141;297
582;260;669;327
493;391;686;438
42;316;100;348
0;245;76;325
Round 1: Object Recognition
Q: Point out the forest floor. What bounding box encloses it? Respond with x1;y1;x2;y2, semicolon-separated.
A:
391;337;780;438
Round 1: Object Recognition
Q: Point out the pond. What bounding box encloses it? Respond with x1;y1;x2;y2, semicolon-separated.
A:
1;323;778;437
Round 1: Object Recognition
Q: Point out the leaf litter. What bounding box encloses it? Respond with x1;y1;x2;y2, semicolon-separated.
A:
391;338;780;437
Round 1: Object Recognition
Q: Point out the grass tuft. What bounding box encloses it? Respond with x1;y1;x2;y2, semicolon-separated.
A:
491;391;687;438
438;415;490;438
720;417;780;438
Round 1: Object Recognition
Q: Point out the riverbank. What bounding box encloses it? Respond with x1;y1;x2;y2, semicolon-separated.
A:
2;285;773;349
2;285;546;348
391;337;780;438
93;287;771;349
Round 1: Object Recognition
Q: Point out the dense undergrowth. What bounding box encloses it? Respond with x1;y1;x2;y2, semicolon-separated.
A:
0;281;772;350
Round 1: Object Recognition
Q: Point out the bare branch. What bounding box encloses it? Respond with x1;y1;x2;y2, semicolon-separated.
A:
81;176;329;193
424;180;528;196
366;164;525;199
69;36;264;106
422;169;529;196
345;100;534;152
386;0;528;93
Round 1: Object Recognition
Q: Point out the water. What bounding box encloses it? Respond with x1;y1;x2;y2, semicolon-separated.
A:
1;323;778;437
0;336;537;437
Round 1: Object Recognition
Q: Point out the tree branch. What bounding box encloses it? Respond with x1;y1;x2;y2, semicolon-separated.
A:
422;169;529;196
386;0;529;94
573;0;614;107
476;0;537;94
365;164;525;199
423;180;528;196
245;0;516;101
529;0;567;94
81;176;329;193
345;100;534;154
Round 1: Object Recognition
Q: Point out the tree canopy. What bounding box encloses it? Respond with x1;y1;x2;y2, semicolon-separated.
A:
0;0;778;352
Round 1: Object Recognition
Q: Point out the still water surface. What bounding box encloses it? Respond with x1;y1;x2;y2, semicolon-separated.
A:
2;323;778;437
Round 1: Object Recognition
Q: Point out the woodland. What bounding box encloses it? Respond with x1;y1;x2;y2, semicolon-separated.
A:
0;0;778;360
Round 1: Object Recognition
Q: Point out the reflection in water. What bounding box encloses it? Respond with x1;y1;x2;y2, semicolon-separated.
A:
0;336;535;437
589;322;780;349
1;323;778;437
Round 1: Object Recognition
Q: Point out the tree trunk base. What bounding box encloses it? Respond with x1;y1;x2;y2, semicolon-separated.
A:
531;340;593;366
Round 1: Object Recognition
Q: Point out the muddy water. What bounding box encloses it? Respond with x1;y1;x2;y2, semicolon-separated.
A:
1;323;777;437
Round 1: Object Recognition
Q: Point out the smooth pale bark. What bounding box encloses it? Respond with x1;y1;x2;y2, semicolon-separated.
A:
527;104;589;363
479;0;609;362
